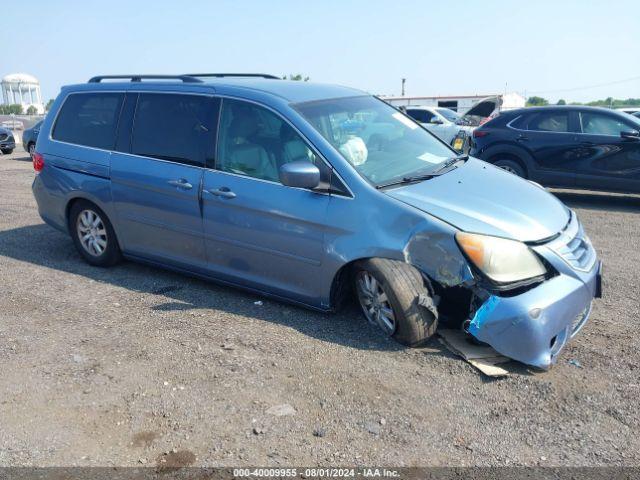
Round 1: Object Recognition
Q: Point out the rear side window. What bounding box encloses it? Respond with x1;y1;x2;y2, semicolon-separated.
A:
53;93;124;149
131;93;218;167
528;112;569;132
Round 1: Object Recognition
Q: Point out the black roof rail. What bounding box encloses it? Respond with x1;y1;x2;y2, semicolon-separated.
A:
88;75;203;83
184;73;281;80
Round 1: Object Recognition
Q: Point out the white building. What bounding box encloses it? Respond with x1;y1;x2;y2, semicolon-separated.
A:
381;92;526;115
1;73;45;114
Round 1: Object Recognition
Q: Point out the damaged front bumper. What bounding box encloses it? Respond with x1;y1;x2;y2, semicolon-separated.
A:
467;215;602;370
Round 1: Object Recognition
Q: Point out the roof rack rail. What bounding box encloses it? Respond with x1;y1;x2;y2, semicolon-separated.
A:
184;73;281;80
88;75;203;83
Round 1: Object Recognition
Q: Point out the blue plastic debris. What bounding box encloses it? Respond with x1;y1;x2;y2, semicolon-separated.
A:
468;295;500;336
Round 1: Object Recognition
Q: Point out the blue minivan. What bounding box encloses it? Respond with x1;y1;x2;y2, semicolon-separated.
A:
32;74;602;369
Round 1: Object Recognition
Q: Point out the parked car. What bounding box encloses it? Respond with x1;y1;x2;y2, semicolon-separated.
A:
403;106;461;144
32;74;601;369
0;126;15;154
469;105;640;194
22;120;42;158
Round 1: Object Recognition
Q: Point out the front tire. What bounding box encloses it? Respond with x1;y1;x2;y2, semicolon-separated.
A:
69;201;121;267
355;258;438;347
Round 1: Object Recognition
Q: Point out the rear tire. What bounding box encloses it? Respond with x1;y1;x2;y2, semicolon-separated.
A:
1;148;13;155
354;258;438;347
69;200;121;267
494;159;526;178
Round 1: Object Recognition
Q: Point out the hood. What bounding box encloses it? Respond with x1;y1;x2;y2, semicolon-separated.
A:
385;158;570;242
458;96;500;126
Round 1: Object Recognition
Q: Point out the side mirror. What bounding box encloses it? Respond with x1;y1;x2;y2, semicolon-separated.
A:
620;130;640;140
279;161;320;189
429;117;444;125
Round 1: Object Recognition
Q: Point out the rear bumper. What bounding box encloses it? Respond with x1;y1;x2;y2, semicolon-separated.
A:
0;140;16;150
468;260;601;370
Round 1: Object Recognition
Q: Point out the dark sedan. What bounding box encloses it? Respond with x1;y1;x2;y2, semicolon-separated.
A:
22;120;43;158
0;126;16;154
469;106;640;194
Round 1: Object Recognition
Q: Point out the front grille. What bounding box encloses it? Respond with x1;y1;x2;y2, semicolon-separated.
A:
548;214;596;272
557;233;595;271
0;133;7;141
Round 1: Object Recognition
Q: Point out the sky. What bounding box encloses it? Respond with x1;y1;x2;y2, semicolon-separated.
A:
2;0;639;104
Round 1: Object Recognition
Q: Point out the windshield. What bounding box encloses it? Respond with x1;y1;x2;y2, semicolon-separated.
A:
294;96;454;186
436;108;459;122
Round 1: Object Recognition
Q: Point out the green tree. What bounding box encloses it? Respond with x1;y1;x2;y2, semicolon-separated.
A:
556;99;566;105
0;104;24;115
526;96;549;107
45;99;55;112
26;105;37;115
282;74;310;81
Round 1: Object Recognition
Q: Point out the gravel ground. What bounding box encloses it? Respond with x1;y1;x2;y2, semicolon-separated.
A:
0;147;638;467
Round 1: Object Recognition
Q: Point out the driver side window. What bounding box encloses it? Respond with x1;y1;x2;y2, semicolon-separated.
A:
580;112;629;136
216;99;323;184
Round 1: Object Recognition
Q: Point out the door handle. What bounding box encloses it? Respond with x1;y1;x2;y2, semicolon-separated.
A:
516;134;529;142
207;187;236;199
167;178;193;190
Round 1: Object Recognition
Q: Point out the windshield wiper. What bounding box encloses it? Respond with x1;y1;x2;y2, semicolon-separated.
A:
433;154;469;174
375;155;469;189
375;173;438;189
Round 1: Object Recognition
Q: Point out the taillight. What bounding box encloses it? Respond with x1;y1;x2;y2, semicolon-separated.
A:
33;152;45;173
473;129;489;138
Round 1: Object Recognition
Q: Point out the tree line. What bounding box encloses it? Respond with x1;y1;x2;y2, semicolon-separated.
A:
527;96;640;108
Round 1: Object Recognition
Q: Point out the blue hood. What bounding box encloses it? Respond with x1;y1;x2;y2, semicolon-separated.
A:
385;158;570;242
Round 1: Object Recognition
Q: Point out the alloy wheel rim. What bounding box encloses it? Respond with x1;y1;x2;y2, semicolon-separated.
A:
76;209;107;257
499;165;517;174
29;144;35;157
356;271;396;335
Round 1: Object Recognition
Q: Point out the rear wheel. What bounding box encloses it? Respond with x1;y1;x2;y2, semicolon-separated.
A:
69;201;121;267
494;159;526;178
354;258;438;347
28;143;35;158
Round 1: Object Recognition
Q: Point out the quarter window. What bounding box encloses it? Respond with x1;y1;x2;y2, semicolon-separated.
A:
580;112;629;136
53;93;124;149
131;94;218;167
528;112;569;132
217;99;327;186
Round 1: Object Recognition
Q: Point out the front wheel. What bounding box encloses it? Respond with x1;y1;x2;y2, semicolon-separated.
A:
494;159;526;178
355;258;438;347
69;200;121;267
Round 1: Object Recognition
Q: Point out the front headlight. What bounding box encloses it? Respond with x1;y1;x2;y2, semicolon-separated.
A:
455;232;546;284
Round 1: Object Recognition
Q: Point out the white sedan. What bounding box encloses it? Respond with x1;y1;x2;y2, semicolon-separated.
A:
403;106;462;145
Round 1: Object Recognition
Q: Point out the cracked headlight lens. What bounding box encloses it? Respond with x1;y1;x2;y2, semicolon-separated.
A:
455;232;546;284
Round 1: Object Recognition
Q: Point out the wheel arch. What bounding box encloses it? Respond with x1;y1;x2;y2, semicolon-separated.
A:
64;195;123;250
481;143;536;177
328;255;439;312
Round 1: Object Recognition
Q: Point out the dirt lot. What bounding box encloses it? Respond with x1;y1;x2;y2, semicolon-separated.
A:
0;147;638;467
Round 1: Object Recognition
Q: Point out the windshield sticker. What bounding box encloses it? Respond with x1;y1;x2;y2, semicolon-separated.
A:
417;152;445;164
392;112;418;130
